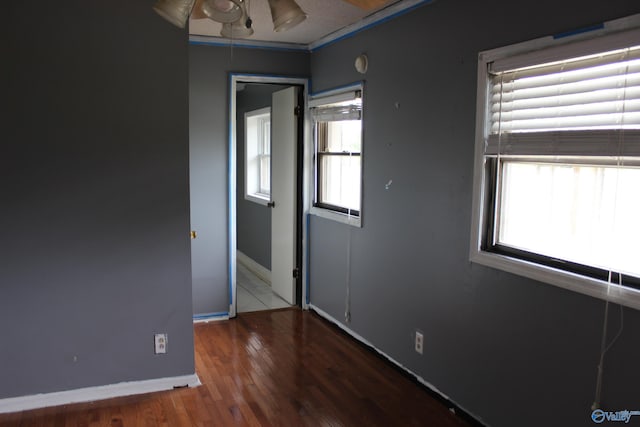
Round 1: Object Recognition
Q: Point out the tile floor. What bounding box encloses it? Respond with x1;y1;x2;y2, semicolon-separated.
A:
237;262;291;313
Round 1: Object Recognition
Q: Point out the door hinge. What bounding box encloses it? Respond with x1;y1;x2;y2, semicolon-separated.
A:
293;268;300;279
294;105;302;116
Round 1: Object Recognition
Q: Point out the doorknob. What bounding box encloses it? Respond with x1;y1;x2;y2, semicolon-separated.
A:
267;201;275;208
190;230;197;239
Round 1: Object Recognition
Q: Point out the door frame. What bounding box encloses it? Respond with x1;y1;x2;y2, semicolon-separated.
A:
228;73;311;318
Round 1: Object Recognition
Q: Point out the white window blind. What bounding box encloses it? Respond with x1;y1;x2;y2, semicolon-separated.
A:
487;45;640;156
310;90;362;122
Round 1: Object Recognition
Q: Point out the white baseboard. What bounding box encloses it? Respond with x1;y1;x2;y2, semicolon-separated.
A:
0;373;201;414
237;251;271;285
193;313;229;323
308;304;484;425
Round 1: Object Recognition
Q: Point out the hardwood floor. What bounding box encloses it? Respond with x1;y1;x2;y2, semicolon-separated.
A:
0;308;473;426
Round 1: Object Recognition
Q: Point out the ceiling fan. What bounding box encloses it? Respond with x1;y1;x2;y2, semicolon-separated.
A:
153;0;392;38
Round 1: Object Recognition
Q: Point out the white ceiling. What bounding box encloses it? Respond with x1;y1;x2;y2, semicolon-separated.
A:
188;0;418;48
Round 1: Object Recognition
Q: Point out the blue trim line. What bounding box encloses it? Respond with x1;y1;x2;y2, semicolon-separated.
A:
193;312;229;321
226;73;310;314
228;73;234;308
189;39;308;52
553;23;605;39
306;213;311;306
231;73;310;82
310;0;435;52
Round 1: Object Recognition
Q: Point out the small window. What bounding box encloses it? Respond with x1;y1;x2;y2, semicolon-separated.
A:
245;107;271;205
310;86;363;224
471;23;640;305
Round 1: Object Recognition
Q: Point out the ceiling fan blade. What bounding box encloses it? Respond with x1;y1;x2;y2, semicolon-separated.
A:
341;0;392;10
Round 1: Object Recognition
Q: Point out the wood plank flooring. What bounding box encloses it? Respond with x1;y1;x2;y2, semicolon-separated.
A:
0;308;472;426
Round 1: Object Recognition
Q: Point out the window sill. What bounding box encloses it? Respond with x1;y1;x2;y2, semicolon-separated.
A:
310;206;361;228
245;194;270;207
470;249;640;311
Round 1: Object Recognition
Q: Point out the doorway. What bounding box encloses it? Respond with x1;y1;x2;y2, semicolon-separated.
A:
228;74;310;317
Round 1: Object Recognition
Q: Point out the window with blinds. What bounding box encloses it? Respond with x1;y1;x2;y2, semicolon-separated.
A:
471;23;640;300
310;86;363;219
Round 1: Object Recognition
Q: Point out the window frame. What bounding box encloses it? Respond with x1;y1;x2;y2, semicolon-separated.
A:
244;107;271;206
470;16;640;310
309;83;364;227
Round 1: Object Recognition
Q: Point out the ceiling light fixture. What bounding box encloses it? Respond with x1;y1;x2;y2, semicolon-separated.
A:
153;0;306;38
267;0;307;32
202;0;243;23
190;0;208;19
152;0;196;29
220;0;254;38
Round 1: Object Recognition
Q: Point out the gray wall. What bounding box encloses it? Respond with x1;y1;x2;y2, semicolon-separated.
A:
236;84;287;270
1;1;195;398
189;45;309;315
309;1;640;427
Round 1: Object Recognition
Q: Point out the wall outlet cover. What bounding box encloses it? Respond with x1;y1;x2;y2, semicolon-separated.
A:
415;331;424;355
154;334;167;354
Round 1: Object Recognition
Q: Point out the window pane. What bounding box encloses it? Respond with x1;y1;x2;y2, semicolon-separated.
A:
498;161;640;277
245;109;271;202
324;120;361;153
320;155;361;212
259;154;270;196
312;87;363;217
262;120;271;155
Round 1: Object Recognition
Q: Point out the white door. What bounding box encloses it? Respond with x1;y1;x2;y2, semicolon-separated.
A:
270;86;299;305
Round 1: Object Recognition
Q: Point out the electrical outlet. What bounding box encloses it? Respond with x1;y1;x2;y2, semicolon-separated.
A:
154;333;167;354
415;331;424;355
